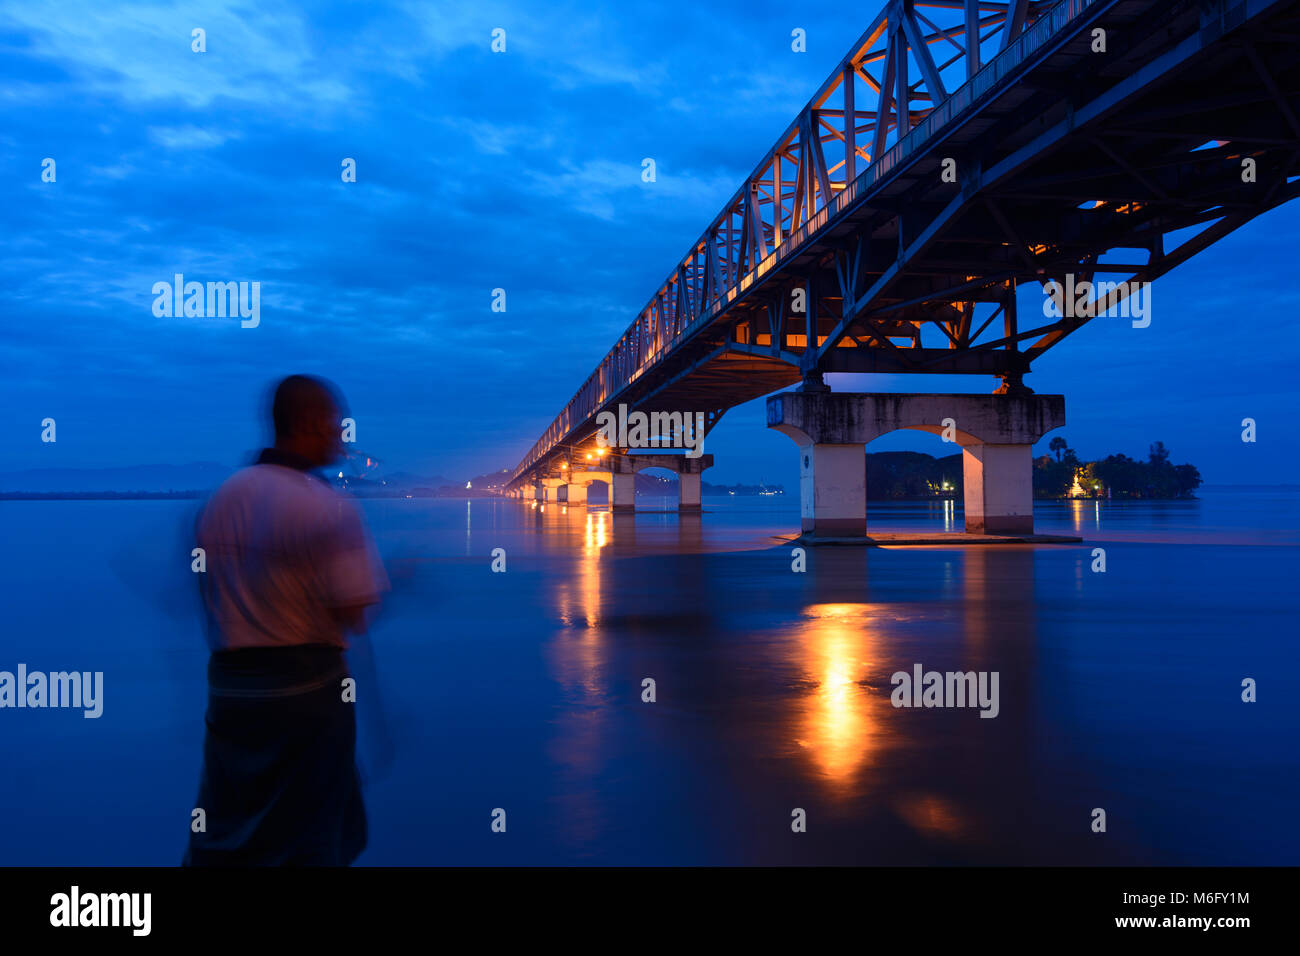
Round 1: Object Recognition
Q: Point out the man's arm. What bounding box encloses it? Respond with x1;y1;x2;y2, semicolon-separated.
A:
320;496;390;634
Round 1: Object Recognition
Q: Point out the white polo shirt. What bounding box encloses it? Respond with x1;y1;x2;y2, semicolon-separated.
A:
197;460;389;650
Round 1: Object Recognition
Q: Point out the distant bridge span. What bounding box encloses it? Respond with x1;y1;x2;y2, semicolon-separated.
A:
508;0;1300;507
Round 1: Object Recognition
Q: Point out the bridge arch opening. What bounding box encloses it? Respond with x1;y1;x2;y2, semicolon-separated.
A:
583;477;610;505
859;429;966;505
637;466;681;509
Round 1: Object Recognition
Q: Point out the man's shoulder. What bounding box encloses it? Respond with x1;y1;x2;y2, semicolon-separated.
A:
201;465;360;537
208;463;296;498
205;463;347;514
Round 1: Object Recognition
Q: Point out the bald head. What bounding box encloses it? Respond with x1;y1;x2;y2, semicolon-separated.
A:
270;375;345;466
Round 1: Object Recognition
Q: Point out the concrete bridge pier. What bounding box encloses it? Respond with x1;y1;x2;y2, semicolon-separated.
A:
611;469;637;513
679;472;702;511
559;470;612;508
767;391;1064;538
541;477;566;502
962;444;1034;534
614;453;714;511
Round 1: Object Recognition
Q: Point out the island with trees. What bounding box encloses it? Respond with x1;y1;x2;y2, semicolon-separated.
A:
860;439;1202;500
1033;438;1202;499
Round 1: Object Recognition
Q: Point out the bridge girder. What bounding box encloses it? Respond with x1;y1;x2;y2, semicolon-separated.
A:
508;0;1300;488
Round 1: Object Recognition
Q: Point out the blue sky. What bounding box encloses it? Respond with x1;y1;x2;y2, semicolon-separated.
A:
2;0;1297;486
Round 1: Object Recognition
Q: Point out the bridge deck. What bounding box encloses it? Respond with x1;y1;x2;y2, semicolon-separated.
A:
510;0;1300;487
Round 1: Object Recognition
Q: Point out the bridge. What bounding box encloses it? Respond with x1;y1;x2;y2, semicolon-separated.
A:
506;0;1300;537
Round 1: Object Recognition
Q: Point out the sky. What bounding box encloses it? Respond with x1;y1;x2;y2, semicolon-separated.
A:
2;0;1297;487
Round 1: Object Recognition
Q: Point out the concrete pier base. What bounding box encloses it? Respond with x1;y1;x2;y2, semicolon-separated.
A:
768;391;1064;537
799;443;866;536
541;477;566;503
962;443;1034;533
564;482;588;504
678;472;702;511
612;453;713;514
611;472;636;512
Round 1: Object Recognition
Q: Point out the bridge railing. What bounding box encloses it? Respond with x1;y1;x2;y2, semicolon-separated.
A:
512;0;1100;483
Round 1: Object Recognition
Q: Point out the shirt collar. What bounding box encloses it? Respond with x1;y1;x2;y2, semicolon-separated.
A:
255;447;318;472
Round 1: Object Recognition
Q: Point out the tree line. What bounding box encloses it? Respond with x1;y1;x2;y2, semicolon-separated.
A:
862;441;1202;500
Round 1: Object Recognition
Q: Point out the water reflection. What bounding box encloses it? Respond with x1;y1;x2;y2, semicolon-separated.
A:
547;513;613;850
524;503;1146;862
554;513;607;631
1067;497;1105;534
790;603;884;796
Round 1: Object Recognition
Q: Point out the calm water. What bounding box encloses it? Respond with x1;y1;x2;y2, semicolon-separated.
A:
1;488;1297;865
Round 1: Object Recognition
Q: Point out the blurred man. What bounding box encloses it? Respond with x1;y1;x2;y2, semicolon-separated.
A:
185;375;388;866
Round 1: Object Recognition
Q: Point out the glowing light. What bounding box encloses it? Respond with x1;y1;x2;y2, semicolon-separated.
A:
789;602;882;796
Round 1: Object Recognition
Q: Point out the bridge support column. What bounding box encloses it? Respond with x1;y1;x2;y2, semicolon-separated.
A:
962;443;1033;534
611;472;636;512
678;472;701;511
798;443;867;536
619;453;713;512
541;477;566;502
565;482;588;504
768;390;1064;538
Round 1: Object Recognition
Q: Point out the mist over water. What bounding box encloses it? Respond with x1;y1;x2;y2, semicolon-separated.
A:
1;487;1296;864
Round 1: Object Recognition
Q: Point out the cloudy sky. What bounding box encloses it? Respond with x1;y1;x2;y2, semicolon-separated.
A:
2;0;1297;485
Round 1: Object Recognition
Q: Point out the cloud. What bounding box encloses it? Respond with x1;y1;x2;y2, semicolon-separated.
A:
1;0;1296;483
1;1;353;114
148;124;239;149
523;158;736;221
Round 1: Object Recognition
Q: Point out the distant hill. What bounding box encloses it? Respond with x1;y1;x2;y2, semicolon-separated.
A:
0;462;234;493
465;469;513;493
0;462;458;496
866;451;963;499
378;471;453;490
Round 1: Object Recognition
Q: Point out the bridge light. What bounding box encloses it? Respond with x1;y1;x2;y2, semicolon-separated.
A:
586;453;593;460
597;448;607;457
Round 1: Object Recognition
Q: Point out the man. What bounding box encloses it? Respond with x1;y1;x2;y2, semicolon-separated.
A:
184;375;388;866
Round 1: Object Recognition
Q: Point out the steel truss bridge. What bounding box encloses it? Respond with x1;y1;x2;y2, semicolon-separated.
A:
508;0;1300;489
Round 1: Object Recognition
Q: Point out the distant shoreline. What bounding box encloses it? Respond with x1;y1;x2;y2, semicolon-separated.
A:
0;491;209;500
2;485;1293;502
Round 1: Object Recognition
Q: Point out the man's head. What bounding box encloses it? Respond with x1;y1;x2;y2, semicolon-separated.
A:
270;375;346;467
